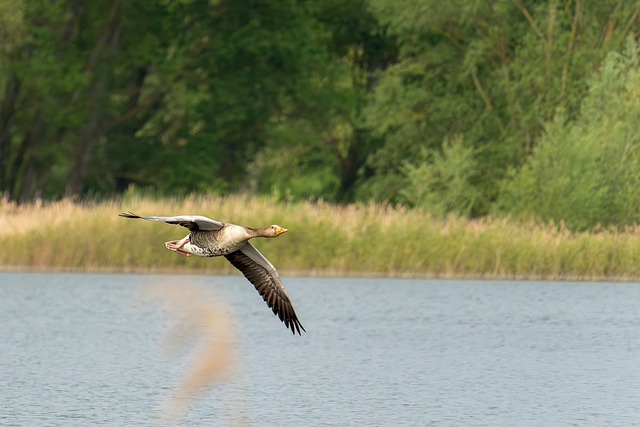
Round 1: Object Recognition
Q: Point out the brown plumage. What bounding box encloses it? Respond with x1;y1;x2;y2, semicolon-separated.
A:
119;212;305;335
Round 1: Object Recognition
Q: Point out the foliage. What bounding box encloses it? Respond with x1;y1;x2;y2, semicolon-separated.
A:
497;39;640;230
363;0;640;215
1;1;640;231
401;135;479;217
1;0;347;201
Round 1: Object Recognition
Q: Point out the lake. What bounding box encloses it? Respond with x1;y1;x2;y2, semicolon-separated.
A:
0;273;638;426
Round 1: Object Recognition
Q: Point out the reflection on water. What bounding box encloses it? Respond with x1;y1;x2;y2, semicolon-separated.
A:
0;273;638;426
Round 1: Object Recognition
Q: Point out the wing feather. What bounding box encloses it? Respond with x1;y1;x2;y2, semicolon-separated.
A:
119;212;223;231
225;243;305;335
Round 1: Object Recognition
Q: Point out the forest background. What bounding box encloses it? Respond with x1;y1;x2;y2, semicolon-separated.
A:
2;0;640;230
2;0;640;279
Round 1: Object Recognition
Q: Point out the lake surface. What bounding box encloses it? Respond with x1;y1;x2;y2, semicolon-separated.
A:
0;273;638;426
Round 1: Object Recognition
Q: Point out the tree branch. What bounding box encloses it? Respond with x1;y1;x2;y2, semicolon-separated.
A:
560;0;580;103
545;0;557;82
621;2;640;41
516;1;544;40
470;65;505;133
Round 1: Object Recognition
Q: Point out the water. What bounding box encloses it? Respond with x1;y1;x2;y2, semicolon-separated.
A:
0;273;638;426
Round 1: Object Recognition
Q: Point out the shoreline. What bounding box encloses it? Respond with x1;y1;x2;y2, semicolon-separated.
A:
1;265;638;283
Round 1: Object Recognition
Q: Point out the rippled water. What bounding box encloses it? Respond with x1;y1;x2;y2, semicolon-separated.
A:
0;273;638;426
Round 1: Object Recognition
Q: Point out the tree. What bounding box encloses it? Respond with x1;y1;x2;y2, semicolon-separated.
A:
363;0;640;214
497;39;640;230
0;0;358;201
245;0;397;202
0;0;187;201
401;135;479;217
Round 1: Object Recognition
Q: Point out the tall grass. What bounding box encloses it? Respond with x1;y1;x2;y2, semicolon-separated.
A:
1;194;640;280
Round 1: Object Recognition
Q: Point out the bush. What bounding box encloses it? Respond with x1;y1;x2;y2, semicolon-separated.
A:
497;38;640;230
401;135;480;217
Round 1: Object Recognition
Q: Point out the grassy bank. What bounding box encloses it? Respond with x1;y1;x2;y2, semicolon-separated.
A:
1;194;639;280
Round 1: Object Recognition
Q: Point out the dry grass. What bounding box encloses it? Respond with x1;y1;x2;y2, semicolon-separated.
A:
146;282;235;423
1;194;640;280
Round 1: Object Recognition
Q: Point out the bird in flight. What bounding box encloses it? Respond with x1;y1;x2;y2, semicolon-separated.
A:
119;212;305;335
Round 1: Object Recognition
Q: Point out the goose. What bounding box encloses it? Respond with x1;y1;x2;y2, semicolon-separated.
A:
119;212;305;335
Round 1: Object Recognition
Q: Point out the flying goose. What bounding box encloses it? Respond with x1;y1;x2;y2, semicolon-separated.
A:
119;212;305;335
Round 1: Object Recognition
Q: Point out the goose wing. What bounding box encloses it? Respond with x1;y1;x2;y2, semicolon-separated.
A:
119;212;224;231
225;242;305;335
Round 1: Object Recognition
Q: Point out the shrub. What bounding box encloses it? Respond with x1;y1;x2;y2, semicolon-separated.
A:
498;38;640;230
401;135;480;217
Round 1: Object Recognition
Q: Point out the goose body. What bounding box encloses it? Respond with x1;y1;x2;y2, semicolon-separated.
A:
119;212;305;335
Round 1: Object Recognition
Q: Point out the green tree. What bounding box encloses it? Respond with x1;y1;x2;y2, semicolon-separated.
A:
363;0;640;214
497;39;640;230
246;0;397;202
0;0;356;201
3;0;640;215
0;0;189;201
401;135;479;217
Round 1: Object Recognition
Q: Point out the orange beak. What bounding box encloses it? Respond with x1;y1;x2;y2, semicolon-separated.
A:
276;227;288;235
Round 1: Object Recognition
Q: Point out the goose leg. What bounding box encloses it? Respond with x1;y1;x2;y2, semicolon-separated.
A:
165;235;192;256
166;235;190;249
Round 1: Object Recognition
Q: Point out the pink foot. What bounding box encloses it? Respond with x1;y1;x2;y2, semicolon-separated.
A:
166;236;190;249
165;236;192;256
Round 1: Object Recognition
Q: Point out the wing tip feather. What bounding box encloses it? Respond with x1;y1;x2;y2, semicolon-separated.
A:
118;211;139;218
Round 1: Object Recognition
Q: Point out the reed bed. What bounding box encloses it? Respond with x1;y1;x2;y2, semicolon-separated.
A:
1;194;640;280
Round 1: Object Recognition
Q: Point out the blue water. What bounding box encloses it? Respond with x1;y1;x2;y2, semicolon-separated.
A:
0;273;638;426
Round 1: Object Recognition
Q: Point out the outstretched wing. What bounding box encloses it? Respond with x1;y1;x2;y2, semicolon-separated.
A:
225;242;305;335
119;212;224;231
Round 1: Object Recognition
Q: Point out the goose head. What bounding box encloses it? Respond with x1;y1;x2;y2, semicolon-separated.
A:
263;225;288;237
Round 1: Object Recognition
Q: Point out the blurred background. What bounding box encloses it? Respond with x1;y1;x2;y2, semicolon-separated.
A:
2;0;640;231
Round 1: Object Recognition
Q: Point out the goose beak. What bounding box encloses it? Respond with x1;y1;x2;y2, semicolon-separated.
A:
276;227;288;235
